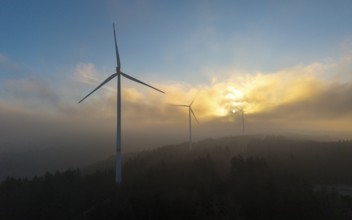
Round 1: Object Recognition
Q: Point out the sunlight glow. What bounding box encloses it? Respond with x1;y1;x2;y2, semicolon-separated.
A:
185;65;325;121
75;63;329;124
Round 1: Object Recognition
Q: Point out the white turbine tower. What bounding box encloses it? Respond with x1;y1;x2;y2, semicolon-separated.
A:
78;23;165;185
173;97;199;149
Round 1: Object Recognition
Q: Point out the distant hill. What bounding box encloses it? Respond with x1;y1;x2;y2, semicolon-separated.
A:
84;135;352;185
2;134;352;185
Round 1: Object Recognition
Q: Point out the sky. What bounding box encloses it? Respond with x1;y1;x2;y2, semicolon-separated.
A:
1;0;352;159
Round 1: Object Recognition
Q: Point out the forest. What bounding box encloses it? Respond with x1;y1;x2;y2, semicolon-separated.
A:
1;135;352;219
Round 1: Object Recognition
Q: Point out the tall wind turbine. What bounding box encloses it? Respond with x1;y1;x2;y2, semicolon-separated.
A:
173;97;198;149
78;24;165;184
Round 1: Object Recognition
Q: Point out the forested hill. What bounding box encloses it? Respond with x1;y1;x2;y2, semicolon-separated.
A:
86;135;352;185
1;135;352;219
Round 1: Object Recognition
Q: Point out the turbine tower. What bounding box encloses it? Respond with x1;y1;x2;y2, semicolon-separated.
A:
78;23;165;184
173;96;198;149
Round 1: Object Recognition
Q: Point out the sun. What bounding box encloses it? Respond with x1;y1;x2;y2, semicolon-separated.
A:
225;86;246;112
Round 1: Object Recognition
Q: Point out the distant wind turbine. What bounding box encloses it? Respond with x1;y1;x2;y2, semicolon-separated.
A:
233;107;245;135
78;23;165;185
233;107;247;156
239;108;245;135
172;96;199;149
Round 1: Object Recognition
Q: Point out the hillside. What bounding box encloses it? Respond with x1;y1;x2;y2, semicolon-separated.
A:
1;135;352;219
85;135;352;185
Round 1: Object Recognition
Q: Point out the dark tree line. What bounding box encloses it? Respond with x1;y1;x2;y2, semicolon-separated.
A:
1;149;352;219
245;136;352;184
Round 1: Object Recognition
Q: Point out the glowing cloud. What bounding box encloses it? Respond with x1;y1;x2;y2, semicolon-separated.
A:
2;56;352;155
70;59;352;130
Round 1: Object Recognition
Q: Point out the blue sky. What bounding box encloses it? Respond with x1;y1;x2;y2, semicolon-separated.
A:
2;0;352;83
2;0;352;155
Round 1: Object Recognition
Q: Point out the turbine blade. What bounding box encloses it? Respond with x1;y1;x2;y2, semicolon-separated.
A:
113;23;121;69
190;91;199;106
170;104;189;107
78;73;118;103
121;72;165;94
190;108;199;124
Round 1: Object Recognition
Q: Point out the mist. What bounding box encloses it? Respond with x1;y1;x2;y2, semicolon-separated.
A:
1;53;352;181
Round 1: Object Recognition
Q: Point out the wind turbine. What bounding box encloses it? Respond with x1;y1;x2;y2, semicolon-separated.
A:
173;96;199;149
233;107;247;156
233;107;245;135
78;23;165;185
239;108;245;135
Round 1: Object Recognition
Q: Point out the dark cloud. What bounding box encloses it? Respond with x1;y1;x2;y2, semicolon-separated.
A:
254;82;352;120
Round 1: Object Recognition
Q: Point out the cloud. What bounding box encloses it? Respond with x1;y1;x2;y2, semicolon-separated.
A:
0;53;7;63
74;63;101;85
2;55;352;158
263;82;352;119
0;53;22;77
3;78;61;109
69;60;352;134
